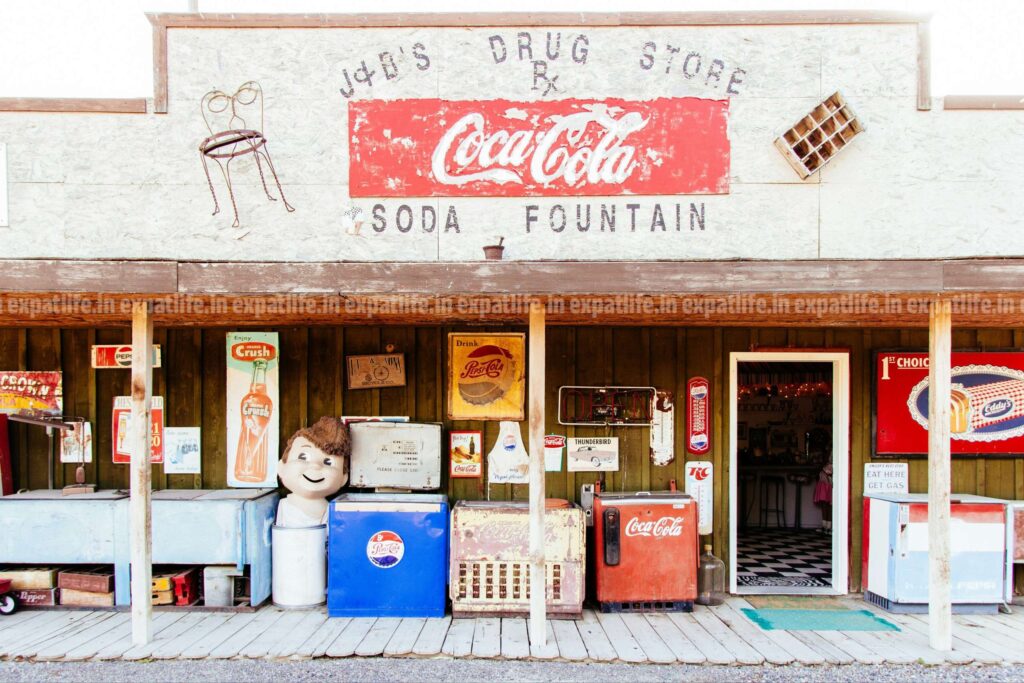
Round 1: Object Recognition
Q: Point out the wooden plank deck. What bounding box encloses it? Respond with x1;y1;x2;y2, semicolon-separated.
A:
0;600;1021;664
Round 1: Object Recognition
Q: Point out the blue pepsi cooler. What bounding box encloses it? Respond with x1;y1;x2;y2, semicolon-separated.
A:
327;493;449;617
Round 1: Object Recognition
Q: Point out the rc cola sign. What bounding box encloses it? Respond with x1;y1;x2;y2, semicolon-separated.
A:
684;460;713;535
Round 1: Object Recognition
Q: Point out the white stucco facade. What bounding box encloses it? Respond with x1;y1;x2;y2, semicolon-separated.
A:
0;18;1021;264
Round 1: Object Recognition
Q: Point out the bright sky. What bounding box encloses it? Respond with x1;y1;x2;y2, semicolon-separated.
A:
0;0;1021;97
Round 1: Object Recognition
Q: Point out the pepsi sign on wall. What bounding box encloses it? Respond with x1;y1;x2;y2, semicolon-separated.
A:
687;377;711;455
447;333;526;421
876;351;1024;455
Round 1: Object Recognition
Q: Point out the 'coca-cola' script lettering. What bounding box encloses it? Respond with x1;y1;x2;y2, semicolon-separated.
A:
349;98;729;197
624;516;685;538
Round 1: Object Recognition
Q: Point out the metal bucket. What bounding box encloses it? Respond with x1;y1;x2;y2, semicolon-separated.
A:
272;523;327;609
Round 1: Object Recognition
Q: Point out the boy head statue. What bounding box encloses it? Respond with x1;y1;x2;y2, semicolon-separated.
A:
276;417;350;527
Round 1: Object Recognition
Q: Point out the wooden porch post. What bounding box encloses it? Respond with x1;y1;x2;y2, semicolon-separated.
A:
927;297;952;651
528;300;547;646
130;301;154;645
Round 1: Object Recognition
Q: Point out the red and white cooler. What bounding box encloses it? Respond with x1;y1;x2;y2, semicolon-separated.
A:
593;491;698;611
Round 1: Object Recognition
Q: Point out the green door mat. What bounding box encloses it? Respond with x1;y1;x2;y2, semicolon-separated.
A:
741;608;900;632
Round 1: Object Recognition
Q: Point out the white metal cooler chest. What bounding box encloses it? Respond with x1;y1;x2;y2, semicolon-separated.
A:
449;499;585;618
862;493;1007;613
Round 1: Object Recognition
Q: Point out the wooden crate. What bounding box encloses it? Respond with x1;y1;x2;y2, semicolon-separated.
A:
152;589;175;606
0;567;58;590
773;91;864;179
152;573;175;592
13;588;57;607
58;567;114;593
60;588;115;607
172;568;199;606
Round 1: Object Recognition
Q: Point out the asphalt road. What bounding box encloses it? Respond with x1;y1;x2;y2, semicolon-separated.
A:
1;659;1023;682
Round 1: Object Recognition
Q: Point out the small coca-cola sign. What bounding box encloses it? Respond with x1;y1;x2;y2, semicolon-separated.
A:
687;377;711;455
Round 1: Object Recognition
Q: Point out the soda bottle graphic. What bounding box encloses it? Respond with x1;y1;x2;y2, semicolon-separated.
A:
234;359;273;483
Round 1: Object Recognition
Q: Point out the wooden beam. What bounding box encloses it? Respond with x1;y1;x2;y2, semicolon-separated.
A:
152;24;169;114
0;98;147;114
176;260;946;295
3;291;1024;328
916;20;932;111
0;260;178;294
146;11;931;28
927;297;952;651
130;301;154;646
528;300;546;646
943;95;1024;110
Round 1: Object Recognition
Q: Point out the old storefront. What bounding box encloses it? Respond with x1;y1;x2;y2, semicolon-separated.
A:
0;10;1022;648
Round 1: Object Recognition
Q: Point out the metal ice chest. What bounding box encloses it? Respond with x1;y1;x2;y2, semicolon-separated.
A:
327;493;448;617
349;422;442;490
863;493;1006;612
449;500;585;618
593;491;698;610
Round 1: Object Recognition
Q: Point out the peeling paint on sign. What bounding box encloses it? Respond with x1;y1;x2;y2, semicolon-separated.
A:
349;97;730;197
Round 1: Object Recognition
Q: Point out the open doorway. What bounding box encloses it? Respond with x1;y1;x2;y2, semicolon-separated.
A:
729;351;849;595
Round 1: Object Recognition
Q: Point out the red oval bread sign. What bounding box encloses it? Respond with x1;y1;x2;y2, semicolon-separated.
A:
231;341;277;362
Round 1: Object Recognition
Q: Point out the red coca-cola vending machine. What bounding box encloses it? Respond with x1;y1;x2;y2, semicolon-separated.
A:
593;491;698;611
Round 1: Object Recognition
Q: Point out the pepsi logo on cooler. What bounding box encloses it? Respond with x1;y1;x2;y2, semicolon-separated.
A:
366;530;405;569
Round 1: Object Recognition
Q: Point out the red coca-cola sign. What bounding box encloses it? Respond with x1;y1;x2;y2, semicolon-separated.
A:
349;97;729;197
624;516;685;538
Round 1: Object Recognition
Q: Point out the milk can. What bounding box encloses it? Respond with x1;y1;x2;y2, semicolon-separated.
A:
272;524;327;608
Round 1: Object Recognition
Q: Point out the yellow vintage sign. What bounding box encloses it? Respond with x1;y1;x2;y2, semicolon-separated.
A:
447;333;525;421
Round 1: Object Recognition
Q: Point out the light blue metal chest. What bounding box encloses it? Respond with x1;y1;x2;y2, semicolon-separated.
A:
0;488;278;606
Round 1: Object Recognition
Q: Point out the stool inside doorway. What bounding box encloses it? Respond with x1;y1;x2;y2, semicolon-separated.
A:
760;475;786;528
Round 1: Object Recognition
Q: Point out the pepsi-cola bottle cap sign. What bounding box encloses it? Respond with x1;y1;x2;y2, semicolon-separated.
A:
366;530;405;569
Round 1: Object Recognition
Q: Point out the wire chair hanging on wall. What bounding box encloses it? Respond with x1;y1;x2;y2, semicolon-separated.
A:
199;81;295;230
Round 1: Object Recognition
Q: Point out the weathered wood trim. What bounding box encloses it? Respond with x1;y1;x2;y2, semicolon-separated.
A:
0;291;1019;328
176;260;946;295
943;95;1024;110
916;21;932;111
0;261;178;293
942;259;1024;290
0;98;147;114
152;24;168;115
146;11;932;29
142;11;933;133
926;298;952;650
6;257;1024;297
527;300;546;645
129;301;154;645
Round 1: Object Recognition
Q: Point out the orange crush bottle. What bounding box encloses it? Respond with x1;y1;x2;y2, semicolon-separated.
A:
234;359;273;483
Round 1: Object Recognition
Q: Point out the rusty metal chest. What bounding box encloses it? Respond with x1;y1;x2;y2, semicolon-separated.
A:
449;499;585;618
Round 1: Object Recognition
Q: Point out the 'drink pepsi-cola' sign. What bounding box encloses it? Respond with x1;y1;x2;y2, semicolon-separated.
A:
349;97;729;197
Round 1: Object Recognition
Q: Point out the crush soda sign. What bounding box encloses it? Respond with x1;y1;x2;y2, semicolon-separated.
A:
349;97;730;197
367;530;405;569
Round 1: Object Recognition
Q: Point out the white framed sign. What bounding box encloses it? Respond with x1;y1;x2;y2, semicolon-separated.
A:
685;460;714;535
864;462;909;496
0;143;7;227
165;427;202;475
567;437;619;472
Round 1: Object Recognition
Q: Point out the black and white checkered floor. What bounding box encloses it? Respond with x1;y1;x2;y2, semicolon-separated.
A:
736;528;832;588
